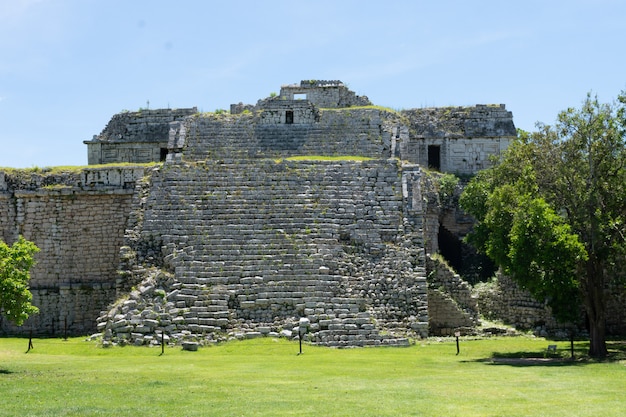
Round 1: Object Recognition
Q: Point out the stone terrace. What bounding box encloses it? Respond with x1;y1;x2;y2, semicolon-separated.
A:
169;108;402;162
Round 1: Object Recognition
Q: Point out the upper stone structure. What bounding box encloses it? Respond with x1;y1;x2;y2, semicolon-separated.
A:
401;105;515;173
277;79;372;108
84;108;197;165
85;81;516;174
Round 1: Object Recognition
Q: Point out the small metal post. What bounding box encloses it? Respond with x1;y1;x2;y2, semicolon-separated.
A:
26;330;34;353
455;331;461;355
297;317;310;356
570;328;575;359
64;316;68;341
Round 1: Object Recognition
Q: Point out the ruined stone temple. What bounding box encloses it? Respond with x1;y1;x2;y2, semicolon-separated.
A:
83;80;515;174
3;80;621;346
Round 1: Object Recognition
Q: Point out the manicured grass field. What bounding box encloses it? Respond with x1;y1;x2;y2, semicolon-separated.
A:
0;336;624;416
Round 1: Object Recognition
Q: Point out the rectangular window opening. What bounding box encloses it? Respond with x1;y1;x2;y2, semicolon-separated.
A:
294;93;307;100
285;110;294;124
160;148;169;162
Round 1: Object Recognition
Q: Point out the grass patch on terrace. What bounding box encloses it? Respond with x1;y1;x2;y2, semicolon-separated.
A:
0;162;159;175
1;336;624;416
319;105;410;124
320;105;400;113
281;155;375;162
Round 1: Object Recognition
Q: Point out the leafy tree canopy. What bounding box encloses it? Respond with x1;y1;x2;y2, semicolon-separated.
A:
460;92;626;357
0;236;40;326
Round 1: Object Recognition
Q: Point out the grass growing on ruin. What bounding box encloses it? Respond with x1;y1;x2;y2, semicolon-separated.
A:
0;162;159;175
321;105;400;113
282;155;375;162
0;336;625;416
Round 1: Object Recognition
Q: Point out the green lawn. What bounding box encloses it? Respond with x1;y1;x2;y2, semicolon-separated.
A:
0;336;624;416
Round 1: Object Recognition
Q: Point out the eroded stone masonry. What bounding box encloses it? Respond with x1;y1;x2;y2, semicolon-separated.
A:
3;80;623;345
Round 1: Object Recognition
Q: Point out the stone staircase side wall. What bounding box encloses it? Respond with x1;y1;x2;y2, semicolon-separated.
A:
427;289;474;336
426;255;478;320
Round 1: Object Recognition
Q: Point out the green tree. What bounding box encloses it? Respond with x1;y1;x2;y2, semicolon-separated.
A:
460;93;626;357
0;236;40;326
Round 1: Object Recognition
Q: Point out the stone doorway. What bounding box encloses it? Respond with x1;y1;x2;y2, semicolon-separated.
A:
285;110;294;124
428;145;441;170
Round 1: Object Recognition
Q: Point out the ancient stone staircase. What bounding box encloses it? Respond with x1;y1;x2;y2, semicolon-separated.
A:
99;159;427;346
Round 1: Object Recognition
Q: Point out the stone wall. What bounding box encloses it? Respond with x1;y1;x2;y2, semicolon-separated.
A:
0;167;145;336
606;283;626;335
257;98;320;125
474;273;626;337
279;80;371;108
473;273;558;332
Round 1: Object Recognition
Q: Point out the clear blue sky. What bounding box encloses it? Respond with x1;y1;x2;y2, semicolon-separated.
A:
1;0;625;168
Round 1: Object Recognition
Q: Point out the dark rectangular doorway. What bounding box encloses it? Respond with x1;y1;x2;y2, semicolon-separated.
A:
428;145;441;170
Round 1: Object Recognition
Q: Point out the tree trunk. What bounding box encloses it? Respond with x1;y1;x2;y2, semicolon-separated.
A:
588;315;607;358
584;257;608;358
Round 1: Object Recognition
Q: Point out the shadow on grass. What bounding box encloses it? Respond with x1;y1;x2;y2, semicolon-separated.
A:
0;369;13;374
471;355;582;367
467;340;626;367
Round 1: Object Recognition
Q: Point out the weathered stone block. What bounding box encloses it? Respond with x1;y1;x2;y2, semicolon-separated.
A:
182;341;199;351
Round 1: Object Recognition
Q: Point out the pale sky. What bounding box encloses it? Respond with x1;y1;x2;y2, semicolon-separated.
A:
1;0;624;168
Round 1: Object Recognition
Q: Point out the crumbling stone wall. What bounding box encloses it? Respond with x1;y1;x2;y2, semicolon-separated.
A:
474;273;626;337
84;108;197;164
0;167;144;336
279;80;371;108
257;98;320;125
473;273;557;332
606;283;626;335
426;256;478;335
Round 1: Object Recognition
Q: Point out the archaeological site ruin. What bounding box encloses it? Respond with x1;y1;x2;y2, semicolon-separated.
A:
2;80;624;346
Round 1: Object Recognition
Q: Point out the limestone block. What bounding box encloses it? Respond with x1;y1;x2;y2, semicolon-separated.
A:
182;341;199;351
142;319;159;328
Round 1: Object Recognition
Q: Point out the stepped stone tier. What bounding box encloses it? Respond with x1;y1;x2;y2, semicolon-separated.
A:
0;80;533;346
